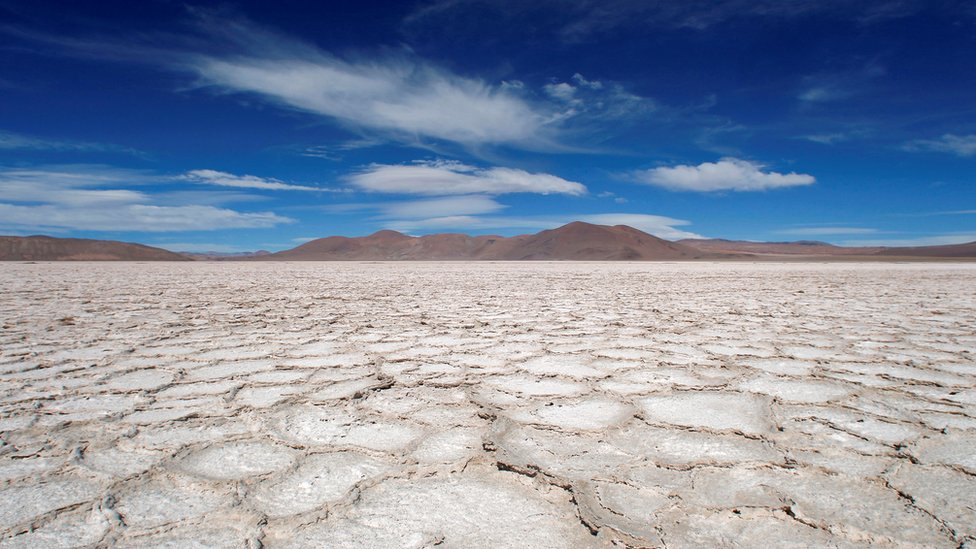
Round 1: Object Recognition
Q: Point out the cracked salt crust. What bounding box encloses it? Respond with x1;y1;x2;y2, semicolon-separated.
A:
0;507;110;549
638;391;774;435
1;261;975;547
249;451;391;518
176;441;299;481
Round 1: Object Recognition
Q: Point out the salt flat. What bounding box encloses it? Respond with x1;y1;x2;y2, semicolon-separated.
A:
0;262;974;548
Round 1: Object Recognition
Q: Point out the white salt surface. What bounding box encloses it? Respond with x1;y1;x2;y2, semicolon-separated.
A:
0;261;974;547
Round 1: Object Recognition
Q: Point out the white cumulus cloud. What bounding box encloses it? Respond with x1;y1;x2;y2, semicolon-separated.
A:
634;158;815;192
347;160;587;196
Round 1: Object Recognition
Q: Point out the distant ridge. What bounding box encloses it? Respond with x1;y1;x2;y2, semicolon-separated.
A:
181;250;272;260
2;225;974;261
678;238;883;256
875;240;976;258
679;237;976;259
0;235;190;261
264;221;707;261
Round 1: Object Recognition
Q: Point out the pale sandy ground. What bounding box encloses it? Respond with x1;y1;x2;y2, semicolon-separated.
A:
0;262;974;548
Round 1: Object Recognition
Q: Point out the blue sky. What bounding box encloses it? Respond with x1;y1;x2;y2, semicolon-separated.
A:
0;0;974;252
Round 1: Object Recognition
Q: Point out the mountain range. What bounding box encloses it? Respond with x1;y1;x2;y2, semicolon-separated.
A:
2;223;974;261
264;222;703;261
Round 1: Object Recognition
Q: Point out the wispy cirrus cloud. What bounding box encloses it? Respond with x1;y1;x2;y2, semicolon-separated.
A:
842;233;976;247
378;195;507;218
797;64;886;106
800;133;850;145
7;13;654;153
405;0;928;43
347;160;587;196
632;158;815;192
180;26;657;151
0;165;293;232
543;73;655;121
0;130;143;156
300;138;386;161
931;209;976;215
777;227;878;236
156;16;561;150
318;195;508;220
191;54;554;149
904;134;976;157
798;86;853;104
181;169;332;191
0;165;158;205
0;203;289;232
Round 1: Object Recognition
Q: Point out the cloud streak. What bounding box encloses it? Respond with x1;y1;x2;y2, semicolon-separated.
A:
633;158;815;192
904;134;976;157
0;165;293;232
0;203;289;232
184;48;654;151
181;169;328;191
0;130;142;156
5;13;659;153
190;50;553;149
842;233;976;247
405;0;927;42
777;227;878;236
800;133;850;145
347;160;587;196
0;166;156;205
542;73;654;121
378;195;507;219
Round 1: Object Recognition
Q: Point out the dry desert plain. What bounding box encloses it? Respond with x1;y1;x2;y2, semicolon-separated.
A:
0;261;975;548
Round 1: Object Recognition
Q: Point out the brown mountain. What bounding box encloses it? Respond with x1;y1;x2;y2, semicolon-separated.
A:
482;222;704;260
0;236;190;261
266;222;707;261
